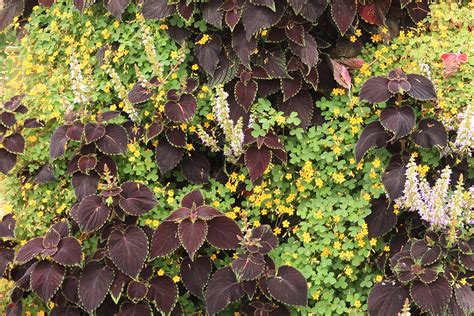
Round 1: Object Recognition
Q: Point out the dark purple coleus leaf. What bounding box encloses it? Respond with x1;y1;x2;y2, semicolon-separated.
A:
267;265;307;306
150;222;180;259
359;76;392;103
108;225;148;278
406;74;437;101
23;118;43;128
366;197;397;238
180;256;212;298
205;267;245;315
0;149;16;175
382;162;407;201
245;146;272;182
43;228;61;249
84;123;106;144
232;26;256;68
178;218;208;258
182;190;204;208
62;276;79;304
147;122;163;140
66;122;84;141
50;307;81;316
31;260;65;303
156;139;185;174
141;0;174;20
281;73;302;102
104;0;130;19
34;164;55;184
232;252;265;281
181;153;210;184
79;261;115;313
75;195;111;232
279;90;314;129
330;59;352;89
166;128;187;148
368;280;409;315
0;247;14;276
207;216;242;250
117;302;152;316
285;23;305;46
71;172;99;201
194;35;222;77
249;225;278;254
3;133;25;154
380;106;416;139
241;2;285;40
51;237;82;266
96;124;128;155
410;277;451;316
203;0;223;28
0;112;16;128
177;0;194;20
0;213;15;238
289;33;318;69
355;121;391;162
235;79;258;112
164;94;197;122
411;118;447;148
127;280;148;301
410;240;441;266
454;285;474;314
148;276;178;314
50;125;68;160
331;0;357;35
299;0;327;22
78;155;97;174
119;182;157;216
15;237;44;264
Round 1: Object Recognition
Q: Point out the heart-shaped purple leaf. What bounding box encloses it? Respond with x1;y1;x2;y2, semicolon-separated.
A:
355;121;391;162
52;237;82;266
79;261;115;313
205;267;244;315
75;195;110;233
119;182;157;216
150;222;180;259
178;218;208;259
148;276;178;314
180;256;212;298
207;216;242;250
266;265;307;306
31;260;65;303
96;124;128;155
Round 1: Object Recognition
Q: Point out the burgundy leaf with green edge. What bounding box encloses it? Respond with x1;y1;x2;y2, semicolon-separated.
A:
418;267;439;284
0;112;16;128
50;125;68;160
410;277;451;316
261;52;290;79
164;94;197;122
180;256;212;298
75;195;110;233
380;106;416;139
225;9;242;31
50;307;81;316
387;79;411;94
150;221;180;259
0;149;16;175
51;237;82;266
31;260;65;303
108;226;148;278
203;0;223;28
127;280;148;301
368;280;409;315
96;124;128;155
178;218;208;259
267;265;307;306
241;1;285;40
0;248;14;276
66;122;84;141
155;139;185;174
355;121;391;162
34;164;55;184
71;172;99;201
205;267;245;315
15;237;44;264
382;162;407;201
166;128;187;148
148;276;178;314
289;33;318;69
232;26;256;67
250;225;278;254
410;240;441;266
84;123;106;144
207;216;242;250
78;155;97;174
241;280;257;300
181;153;211;184
104;0;130;19
359;76;392;103
177;0;194;20
281;73;302;102
299;0;327;22
454;285;474;314
147;122;163;140
411;118;447;148
232;252;265;281
366;197;397;238
3;133;25;154
194;35;222;77
119;182;157;216
79;261;115;313
117;302;152;316
330;59;351;89
43;229;60;249
141;0;174;19
331;0;357;35
182;190;204;208
196;205;222;221
287;0;306;14
235;79;258;112
406;74;437;100
245;146;272;182
285;23;305;46
279;90;314;129
0;213;15;238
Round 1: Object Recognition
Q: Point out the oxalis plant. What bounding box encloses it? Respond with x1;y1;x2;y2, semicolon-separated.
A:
356;69;474;315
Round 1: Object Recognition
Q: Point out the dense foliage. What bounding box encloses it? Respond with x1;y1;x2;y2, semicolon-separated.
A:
0;0;472;315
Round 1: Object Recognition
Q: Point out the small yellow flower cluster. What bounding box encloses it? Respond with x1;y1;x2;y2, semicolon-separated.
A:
355;223;368;247
331;88;345;96
197;34;210;45
332;172;345;184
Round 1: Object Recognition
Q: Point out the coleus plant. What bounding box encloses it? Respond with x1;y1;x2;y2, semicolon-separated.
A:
0;95;43;175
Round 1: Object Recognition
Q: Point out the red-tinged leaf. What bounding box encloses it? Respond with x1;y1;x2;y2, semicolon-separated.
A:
50;307;81;316
165;94;197;123
147;122;163;140
366;197;397;238
232;252;265;281
84;123;106;144
380;105;416;139
108;226;148;278
0;148;16;175
141;0;174;20
79;261;115;313
0;0;24;31
235;79;257;112
0;248;14;275
207;216;242;250
441;52;468;77
78;155;97;174
179;218;208;258
338;58;365;69
96;124;128;155
241;2;285;40
368;281;409;315
285;23;305;46
182;190;204;208
6;302;22;316
279;90;314;129
355;121;390;162
289;33;318;69
203;0;223;28
155;139;184;174
205;267;245;315
359;76;392;103
454;285;474;314
177;0;193;20
331;0;357;35
181;153;211;184
232;25;256;68
166;128;187;148
250;225;278;254
150;222;180;259
180;256;212;298
15;237;44;264
148;276;178;314
245;146;272;182
119;182;157;216
66;122;84;141
267;265;307;306
117;302;151;316
330;59;351;89
50;125;68;160
127;280;148;301
281;73;302;102
410;277;451;316
34;164;55;184
406;1;429;23
31;261;65;303
411;118;447;148
71;172;99;201
406;74;437;101
225;9;242;31
299;0;327;22
76;195;110;233
0;213;15;238
3;133;24;154
194;35;222;76
0;112;16;127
